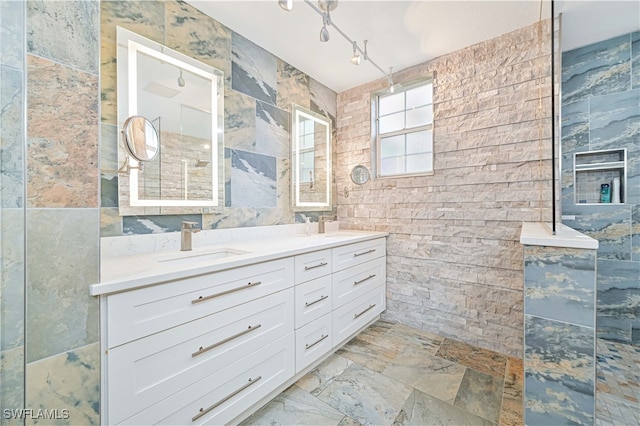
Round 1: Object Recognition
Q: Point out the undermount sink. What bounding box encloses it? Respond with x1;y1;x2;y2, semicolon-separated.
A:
157;248;250;265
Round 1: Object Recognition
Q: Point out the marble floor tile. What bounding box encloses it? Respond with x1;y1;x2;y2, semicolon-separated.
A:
336;331;404;373
382;347;465;404
436;337;508;378
384;323;444;355
240;384;345;426
317;363;412;426
296;354;353;396
394;389;493;426
499;357;524;426
453;367;505;423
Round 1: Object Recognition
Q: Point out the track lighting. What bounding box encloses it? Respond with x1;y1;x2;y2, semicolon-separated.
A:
177;69;185;87
280;0;396;87
278;0;293;11
351;41;361;65
319;12;331;42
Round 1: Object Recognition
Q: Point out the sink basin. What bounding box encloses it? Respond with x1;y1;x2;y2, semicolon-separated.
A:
157;248;250;266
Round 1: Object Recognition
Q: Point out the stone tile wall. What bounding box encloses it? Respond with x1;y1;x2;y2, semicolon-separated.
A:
523;244;596;425
100;0;336;236
335;21;554;357
561;31;640;344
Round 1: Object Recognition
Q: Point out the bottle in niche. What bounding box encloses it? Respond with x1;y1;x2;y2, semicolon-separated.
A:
600;183;611;203
612;177;621;203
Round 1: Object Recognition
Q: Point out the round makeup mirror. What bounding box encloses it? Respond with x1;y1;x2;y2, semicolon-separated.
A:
122;116;159;162
350;165;370;185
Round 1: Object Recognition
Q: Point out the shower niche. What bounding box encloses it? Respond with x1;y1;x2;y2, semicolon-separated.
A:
573;148;626;205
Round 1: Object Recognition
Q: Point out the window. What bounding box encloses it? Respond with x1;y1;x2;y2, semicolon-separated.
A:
375;80;433;177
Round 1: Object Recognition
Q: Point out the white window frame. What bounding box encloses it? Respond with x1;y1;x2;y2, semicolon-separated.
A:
372;79;434;178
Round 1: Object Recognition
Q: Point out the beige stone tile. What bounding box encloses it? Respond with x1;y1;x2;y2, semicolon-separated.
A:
435;338;508;378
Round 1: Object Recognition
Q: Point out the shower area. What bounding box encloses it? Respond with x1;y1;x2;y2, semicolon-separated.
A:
560;8;640;425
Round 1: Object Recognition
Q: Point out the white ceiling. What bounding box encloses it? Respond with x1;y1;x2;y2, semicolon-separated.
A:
187;0;640;93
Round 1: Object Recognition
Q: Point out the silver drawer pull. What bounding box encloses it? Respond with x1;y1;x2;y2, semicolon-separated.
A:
305;262;328;271
191;281;262;304
305;295;329;307
192;324;262;358
354;274;376;285
354;249;376;257
192;376;262;422
354;304;376;319
305;334;329;350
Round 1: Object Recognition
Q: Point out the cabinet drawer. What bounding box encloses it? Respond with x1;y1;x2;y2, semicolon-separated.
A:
332;238;385;272
295;313;332;374
332;257;385;309
332;286;385;346
108;289;294;425
294;276;332;329
294;249;332;284
120;333;295;425
107;258;294;347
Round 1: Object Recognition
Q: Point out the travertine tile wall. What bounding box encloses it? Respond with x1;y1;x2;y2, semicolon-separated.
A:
336;21;554;357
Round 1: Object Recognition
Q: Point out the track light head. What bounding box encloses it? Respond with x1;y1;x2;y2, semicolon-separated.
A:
320;25;330;42
351;41;361;65
177;69;185;87
278;0;293;11
318;0;338;12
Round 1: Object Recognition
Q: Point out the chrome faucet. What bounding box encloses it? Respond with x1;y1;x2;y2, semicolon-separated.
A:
180;221;201;251
318;214;337;234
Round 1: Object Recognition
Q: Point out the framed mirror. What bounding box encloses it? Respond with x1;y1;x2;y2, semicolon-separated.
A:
291;104;332;211
117;26;224;213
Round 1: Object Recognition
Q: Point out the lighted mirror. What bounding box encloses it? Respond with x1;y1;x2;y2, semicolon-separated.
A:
117;26;224;213
292;104;332;210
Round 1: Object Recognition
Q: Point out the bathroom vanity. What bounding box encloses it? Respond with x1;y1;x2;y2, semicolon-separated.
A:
90;225;387;425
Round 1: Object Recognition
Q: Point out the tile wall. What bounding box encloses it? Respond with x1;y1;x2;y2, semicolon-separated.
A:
335;20;554;357
100;0;336;237
561;32;640;344
523;244;597;425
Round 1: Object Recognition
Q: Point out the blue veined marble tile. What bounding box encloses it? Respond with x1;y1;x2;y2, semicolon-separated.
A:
26;209;100;362
122;214;202;234
100;207;123;237
231;32;277;105
310;78;337;126
632;32;640;89
100;0;165;46
26;343;100;425
1;208;25;352
1;346;24;423
1;65;24;209
101;174;118;208
277;60;310;110
524;315;595;426
562;34;631;104
597;315;632;342
632;319;640;343
225;89;256;151
227;149;277;208
632;205;640;261
590;89;640;151
27;0;99;74
255;100;290;158
561;204;632;260
1;1;24;70
561;99;589;155
524;245;596;327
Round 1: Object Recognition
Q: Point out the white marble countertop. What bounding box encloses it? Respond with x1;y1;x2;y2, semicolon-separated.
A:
520;222;598;250
91;225;387;296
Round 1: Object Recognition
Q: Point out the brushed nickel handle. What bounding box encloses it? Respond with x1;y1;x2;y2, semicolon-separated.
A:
305;262;328;271
191;281;262;304
305;334;329;350
192;376;262;422
354;304;376;319
354;274;376;285
305;295;328;307
354;249;376;257
192;324;262;357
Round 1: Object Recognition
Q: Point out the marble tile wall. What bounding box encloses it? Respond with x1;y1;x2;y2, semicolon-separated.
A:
523;244;597;425
335;20;554;357
0;0;100;424
1;0;26;419
561;31;640;344
100;0;336;237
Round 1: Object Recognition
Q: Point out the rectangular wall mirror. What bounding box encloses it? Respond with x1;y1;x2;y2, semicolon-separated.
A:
117;26;224;214
291;104;332;210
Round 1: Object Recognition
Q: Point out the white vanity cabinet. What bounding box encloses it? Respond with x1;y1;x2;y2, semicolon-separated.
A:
97;233;386;425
